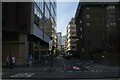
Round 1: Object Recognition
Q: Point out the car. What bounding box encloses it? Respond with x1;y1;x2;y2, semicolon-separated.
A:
73;66;80;70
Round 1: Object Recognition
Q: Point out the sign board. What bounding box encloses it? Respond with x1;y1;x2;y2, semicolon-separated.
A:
49;40;53;51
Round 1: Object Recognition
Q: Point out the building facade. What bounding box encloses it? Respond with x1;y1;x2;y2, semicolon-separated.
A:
75;2;120;65
2;1;56;65
66;18;77;56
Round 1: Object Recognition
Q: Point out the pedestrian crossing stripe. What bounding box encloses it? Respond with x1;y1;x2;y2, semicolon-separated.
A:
67;71;73;72
11;73;35;78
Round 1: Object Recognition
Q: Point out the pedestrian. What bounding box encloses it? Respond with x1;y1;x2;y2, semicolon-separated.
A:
6;55;10;69
12;55;16;68
28;54;33;67
7;54;13;69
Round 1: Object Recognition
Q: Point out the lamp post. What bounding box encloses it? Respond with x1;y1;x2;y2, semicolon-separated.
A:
49;37;55;68
49;37;53;68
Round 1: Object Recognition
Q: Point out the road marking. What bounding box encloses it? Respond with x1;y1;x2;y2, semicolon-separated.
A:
1;72;8;75
67;71;72;72
83;71;90;72
11;73;35;78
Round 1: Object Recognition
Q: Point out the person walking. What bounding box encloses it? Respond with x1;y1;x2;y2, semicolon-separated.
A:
6;55;10;69
6;54;13;69
7;54;13;69
28;54;33;67
12;55;16;68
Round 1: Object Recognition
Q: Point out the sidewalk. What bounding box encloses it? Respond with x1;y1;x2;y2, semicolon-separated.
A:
2;58;63;72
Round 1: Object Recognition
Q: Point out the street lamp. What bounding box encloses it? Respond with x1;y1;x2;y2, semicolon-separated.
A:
49;37;54;68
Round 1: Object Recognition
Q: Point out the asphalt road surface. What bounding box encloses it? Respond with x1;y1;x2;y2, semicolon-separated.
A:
1;57;119;79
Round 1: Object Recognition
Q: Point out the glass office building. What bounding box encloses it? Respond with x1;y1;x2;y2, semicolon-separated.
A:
2;1;56;65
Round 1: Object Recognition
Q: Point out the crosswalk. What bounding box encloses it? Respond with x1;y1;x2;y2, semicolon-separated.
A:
85;66;104;72
2;72;35;78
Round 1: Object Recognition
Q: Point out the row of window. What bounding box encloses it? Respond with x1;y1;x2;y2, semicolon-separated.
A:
80;22;117;27
69;27;76;30
69;21;75;24
106;5;116;10
69;32;76;35
107;22;116;27
68;41;76;44
68;46;76;49
86;5;116;10
79;21;116;27
34;1;56;36
34;1;56;24
107;8;116;27
69;36;76;39
86;14;116;19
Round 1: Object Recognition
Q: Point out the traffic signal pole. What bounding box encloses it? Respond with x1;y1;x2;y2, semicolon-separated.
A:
50;50;53;68
50;46;54;68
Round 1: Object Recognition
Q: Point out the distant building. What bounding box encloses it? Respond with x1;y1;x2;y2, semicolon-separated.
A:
56;32;62;51
75;2;120;65
61;35;66;54
64;38;67;55
66;18;77;56
2;1;56;65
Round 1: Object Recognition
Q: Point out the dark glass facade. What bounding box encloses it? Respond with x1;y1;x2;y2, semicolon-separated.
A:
34;0;56;37
2;1;57;65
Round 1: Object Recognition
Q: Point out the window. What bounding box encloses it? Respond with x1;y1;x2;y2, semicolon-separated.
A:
107;24;109;27
39;2;43;13
80;20;82;23
86;7;90;10
81;35;82;39
88;31;90;34
113;6;115;9
71;32;76;35
110;6;112;9
34;6;37;15
69;36;76;39
34;51;39;60
45;5;50;19
86;23;90;26
70;41;75;44
86;14;90;19
109;15;115;18
72;46;76;48
80;27;82;31
88;40;91;45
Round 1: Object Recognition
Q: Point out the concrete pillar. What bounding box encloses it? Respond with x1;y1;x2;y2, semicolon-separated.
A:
39;41;41;61
17;34;28;65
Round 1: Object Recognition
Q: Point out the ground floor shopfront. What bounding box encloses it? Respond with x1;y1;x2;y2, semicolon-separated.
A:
2;31;49;65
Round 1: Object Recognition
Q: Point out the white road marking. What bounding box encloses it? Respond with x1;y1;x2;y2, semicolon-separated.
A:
67;71;73;72
11;73;35;78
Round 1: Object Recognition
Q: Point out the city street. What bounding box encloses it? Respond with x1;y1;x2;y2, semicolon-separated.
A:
2;56;119;79
1;1;120;80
